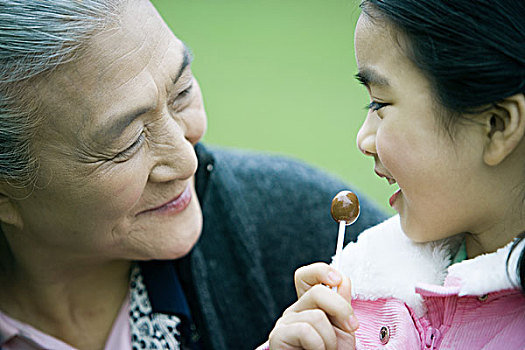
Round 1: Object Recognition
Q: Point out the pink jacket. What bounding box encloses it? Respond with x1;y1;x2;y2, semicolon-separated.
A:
256;216;525;350
340;216;525;349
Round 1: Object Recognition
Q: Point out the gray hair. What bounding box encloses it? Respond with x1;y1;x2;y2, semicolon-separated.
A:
0;0;122;187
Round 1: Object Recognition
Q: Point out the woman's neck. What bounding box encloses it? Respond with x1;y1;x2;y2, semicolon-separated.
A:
0;232;131;350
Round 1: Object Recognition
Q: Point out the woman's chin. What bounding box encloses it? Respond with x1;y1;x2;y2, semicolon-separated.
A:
133;229;202;261
153;212;203;260
126;199;203;261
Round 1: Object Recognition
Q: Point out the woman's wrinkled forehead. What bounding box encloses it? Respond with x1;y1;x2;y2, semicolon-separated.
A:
30;0;187;137
82;0;173;76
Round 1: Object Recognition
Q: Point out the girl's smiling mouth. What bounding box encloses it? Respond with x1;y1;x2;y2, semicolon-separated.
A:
375;168;400;207
374;168;396;185
389;188;402;207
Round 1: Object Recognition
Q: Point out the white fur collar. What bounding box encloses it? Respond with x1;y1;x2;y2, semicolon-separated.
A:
335;215;522;317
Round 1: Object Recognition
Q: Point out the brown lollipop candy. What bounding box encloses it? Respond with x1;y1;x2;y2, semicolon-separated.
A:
331;190;360;225
331;190;360;279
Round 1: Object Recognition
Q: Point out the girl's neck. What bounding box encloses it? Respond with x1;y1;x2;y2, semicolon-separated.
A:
0;232;131;350
464;208;525;259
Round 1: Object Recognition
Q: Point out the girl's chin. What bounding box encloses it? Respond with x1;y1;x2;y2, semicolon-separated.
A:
398;216;440;244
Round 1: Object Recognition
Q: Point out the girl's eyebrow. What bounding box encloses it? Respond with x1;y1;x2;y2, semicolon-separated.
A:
355;67;390;88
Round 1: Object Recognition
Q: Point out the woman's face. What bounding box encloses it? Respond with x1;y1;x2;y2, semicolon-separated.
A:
6;0;207;261
354;14;499;244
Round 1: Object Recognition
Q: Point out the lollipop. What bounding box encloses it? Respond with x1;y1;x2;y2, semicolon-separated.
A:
331;191;360;226
331;191;360;282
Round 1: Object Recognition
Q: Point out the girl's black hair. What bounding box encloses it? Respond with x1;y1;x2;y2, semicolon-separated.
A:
507;232;525;291
360;0;525;291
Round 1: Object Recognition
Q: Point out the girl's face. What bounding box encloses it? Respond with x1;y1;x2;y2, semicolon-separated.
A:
354;15;503;245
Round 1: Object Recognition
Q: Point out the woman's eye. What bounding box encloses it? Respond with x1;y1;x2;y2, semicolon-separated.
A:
178;84;192;97
366;101;389;112
171;84;193;109
113;132;145;161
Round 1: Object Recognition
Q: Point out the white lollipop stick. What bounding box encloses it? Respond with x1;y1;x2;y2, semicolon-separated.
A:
332;220;346;291
333;220;346;272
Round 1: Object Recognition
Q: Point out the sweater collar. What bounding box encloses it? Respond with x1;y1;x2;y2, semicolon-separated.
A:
138;260;191;318
194;142;215;203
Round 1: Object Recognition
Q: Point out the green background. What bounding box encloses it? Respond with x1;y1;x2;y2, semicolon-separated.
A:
151;0;395;213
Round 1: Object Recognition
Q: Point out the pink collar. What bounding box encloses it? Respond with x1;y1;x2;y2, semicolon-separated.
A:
0;292;130;350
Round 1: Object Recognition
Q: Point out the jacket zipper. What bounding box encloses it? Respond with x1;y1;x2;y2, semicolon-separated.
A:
425;327;441;349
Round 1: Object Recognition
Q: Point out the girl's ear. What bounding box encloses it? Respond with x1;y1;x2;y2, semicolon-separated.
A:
483;93;525;166
0;189;23;230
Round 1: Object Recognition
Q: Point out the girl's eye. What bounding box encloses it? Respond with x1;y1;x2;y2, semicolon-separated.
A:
113;132;145;162
366;101;389;112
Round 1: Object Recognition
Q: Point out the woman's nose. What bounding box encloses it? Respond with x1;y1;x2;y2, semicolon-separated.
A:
148;116;198;183
356;112;378;156
182;80;207;145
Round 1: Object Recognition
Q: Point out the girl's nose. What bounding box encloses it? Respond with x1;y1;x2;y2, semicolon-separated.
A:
356;112;378;156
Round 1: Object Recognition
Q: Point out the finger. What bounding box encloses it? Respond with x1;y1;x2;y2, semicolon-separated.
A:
295;263;342;297
269;322;325;350
278;309;337;350
335;276;359;332
334;327;357;350
336;275;352;303
288;284;356;333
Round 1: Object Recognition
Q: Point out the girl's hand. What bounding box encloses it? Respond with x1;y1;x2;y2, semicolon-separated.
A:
294;262;351;299
268;263;358;350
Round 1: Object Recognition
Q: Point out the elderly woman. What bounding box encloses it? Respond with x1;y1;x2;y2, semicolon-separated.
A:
0;1;386;349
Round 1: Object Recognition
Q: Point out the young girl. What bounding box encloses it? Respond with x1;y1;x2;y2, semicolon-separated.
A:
261;0;525;348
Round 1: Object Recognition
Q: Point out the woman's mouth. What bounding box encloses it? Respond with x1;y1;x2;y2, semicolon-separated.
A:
138;185;192;216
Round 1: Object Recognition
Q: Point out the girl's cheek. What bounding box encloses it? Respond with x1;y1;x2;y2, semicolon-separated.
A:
377;130;411;178
376;129;397;162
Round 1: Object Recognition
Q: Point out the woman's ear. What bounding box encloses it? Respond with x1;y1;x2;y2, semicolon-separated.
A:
0;189;23;230
483;93;525;166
